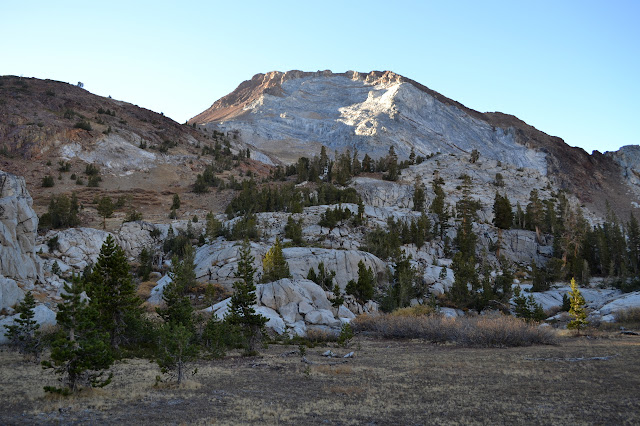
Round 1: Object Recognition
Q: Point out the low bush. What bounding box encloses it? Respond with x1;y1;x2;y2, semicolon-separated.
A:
614;308;640;328
352;313;556;347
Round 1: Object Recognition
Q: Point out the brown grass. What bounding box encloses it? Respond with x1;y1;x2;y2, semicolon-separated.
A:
1;334;639;424
615;307;640;328
136;280;156;300
353;312;557;347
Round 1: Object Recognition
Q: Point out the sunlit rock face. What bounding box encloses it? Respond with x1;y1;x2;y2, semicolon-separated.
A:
196;71;546;173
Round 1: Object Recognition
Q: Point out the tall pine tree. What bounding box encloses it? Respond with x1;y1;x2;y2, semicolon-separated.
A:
226;240;267;355
261;237;291;283
42;278;113;394
85;235;142;350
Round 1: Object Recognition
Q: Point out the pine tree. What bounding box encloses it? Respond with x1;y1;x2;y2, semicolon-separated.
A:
307;262;336;290
512;286;546;321
261;237;291;283
4;291;41;359
525;189;544;233
383;146;399;181
85;235;142;350
42;278;113;394
96;196;114;230
362;153;373;173
155;322;198;385
226;240;267;355
492;192;513;230
345;260;375;303
284;216;303;245
157;245;196;328
429;174;448;237
413;178;426;212
628;213;640;274
567;277;588;332
171;193;181;210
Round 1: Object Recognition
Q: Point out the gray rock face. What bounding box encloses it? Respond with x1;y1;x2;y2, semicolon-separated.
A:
206;278;364;337
47;227;111;270
115;221;161;259
194;241;386;291
0;276;24;312
207;73;547;173
351;177;413;208
0;171;41;283
606;145;640;199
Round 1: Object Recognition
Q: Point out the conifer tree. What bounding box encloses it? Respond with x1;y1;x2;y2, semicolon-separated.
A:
42;278;113;394
492;192;513;230
345;260;375;303
512;285;546;321
155;322;198;385
429;174;448;237
157;245;196;328
567;278;588;332
171;193;181;210
351;147;361;175
86;235;142;350
261;237;291;282
525;189;544;233
627;213;640;274
307;262;336;290
383;146;399;181
96;196;114;230
413;178;426;212
226;240;267;355
362;153;373;173
4;291;41;358
284;215;303;245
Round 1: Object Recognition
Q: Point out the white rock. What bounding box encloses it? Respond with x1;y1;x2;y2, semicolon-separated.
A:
0;276;24;311
289;320;307;337
599;292;640;316
254;306;286;335
298;300;314;315
338;305;356;320
279;302;301;324
0;171;42;283
305;309;341;327
440;307;463;318
148;275;172;305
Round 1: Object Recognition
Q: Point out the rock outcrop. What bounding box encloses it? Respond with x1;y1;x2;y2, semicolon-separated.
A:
44;227;111;270
206;278;377;337
193;240;386;290
0;171;41;284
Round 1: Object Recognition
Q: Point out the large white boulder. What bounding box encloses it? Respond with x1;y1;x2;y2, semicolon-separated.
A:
255;306;286;335
0;171;41;283
203;278;355;337
305;309;341;327
599;292;640;316
282;247;386;291
147;275;172;306
115;221;161;260
49;227;111;270
0;275;24;311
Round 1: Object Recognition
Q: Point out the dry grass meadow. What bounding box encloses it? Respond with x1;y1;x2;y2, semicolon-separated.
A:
1;332;639;425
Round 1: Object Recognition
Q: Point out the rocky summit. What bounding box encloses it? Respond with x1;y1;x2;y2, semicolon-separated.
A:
191;70;637;217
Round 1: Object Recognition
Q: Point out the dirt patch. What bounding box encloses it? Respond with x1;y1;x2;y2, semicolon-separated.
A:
1;335;639;424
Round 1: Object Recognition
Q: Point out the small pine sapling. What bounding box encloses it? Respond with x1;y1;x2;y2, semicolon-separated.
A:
567;278;588;332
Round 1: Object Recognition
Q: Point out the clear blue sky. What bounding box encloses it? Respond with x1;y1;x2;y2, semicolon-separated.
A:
2;0;638;154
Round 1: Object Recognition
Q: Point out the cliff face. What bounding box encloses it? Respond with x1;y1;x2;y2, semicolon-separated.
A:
190;70;636;218
0;170;41;284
